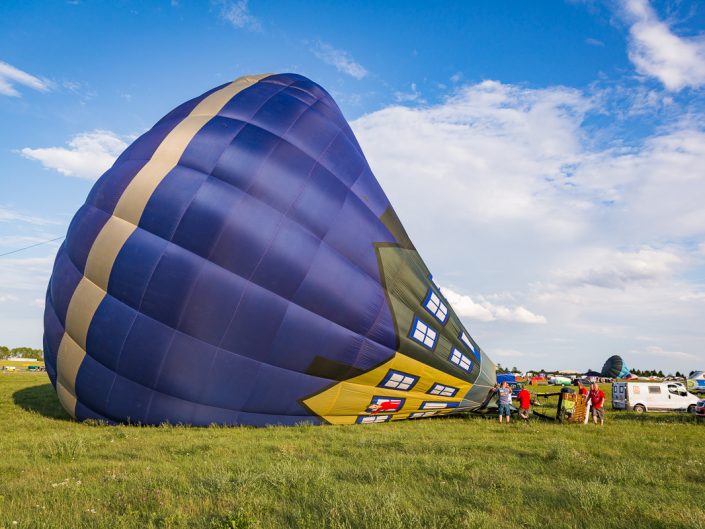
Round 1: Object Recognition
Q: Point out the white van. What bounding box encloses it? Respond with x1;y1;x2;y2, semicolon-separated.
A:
613;382;700;413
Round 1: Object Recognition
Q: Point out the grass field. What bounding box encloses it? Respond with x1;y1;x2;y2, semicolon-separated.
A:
0;360;44;368
1;373;703;529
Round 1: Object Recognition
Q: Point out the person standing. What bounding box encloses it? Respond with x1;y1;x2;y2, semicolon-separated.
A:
588;382;605;426
577;381;588;396
517;385;531;422
496;381;512;424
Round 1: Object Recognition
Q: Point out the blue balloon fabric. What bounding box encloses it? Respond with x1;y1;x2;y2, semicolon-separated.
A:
44;73;497;426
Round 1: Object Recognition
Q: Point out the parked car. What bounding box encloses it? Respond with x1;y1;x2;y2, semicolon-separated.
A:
613;382;700;413
694;399;705;418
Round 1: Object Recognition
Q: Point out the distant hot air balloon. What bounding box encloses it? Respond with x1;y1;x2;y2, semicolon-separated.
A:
601;355;630;379
44;73;496;426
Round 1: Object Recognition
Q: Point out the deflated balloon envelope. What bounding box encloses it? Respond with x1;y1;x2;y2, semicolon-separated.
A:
43;73;497;426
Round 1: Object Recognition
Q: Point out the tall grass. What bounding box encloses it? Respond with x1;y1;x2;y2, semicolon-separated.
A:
1;373;703;529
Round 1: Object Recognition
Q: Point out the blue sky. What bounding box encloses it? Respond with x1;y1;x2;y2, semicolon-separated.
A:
1;0;705;373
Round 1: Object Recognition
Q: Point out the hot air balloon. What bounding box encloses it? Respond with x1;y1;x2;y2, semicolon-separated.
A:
43;73;497;426
601;355;630;379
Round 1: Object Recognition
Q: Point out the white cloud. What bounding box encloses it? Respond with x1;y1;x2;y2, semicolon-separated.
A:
313;42;368;80
555;247;683;289
351;79;705;372
441;287;547;324
585;37;605;47
621;0;705;91
0;60;51;97
20;130;127;180
0;207;59;226
393;83;422;103
494;349;526;358
216;0;261;31
634;345;697;361
0;254;55;348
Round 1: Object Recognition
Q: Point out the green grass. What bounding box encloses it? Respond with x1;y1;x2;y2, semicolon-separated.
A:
0;360;44;368
1;374;703;529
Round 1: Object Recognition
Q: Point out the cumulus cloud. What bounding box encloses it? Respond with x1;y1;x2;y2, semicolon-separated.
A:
555;247;683;289
20;130;127;180
0;60;51;97
621;0;705;91
351;79;705;371
313;42;368;80
442;287;547;324
215;0;261;31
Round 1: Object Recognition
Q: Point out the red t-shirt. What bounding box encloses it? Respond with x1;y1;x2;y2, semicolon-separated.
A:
579;387;588;396
590;389;605;408
517;389;531;409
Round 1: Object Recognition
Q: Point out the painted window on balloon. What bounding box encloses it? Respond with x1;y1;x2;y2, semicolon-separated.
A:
423;289;448;324
410;411;437;418
459;331;480;360
428;383;459;397
379;370;418;391
449;348;472;371
409;317;438;349
356;415;391;424
420;401;460;410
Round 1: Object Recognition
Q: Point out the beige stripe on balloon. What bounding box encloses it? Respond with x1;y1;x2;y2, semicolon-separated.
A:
55;74;270;418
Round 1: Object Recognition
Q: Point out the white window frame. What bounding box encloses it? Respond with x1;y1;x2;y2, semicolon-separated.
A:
357;415;391;424
459;331;479;359
410;411;437;418
423;288;449;324
409;317;438;350
378;370;418;392
449;348;472;371
428;383;459;397
420;401;460;411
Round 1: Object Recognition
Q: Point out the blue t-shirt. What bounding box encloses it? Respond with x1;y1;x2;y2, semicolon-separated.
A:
498;387;512;405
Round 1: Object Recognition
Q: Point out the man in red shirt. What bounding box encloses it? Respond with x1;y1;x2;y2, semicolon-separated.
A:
577;381;588;396
588;383;605;425
517;385;531;422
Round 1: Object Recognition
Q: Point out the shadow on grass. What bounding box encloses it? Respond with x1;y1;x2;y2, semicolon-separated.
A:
13;383;71;421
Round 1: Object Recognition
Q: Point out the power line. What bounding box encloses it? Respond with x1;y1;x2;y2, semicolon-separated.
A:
0;236;65;258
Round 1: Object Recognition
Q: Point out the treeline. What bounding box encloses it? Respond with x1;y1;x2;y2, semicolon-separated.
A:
629;368;686;378
0;346;43;360
496;363;686;378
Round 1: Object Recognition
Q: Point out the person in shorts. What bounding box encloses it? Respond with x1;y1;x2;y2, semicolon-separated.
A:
588;382;605;425
496;381;513;424
517;384;531;422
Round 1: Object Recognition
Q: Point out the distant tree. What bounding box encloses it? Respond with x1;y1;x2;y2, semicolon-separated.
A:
511;366;519;373
10;347;43;360
657;370;664;378
0;345;10;359
675;371;683;378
